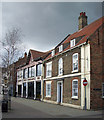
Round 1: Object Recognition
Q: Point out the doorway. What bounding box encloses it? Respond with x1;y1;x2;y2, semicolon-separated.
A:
36;81;41;100
57;81;63;103
23;83;26;98
28;82;34;99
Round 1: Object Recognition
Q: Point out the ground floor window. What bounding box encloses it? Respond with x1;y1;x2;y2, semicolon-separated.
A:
46;81;51;97
72;79;78;99
102;83;104;98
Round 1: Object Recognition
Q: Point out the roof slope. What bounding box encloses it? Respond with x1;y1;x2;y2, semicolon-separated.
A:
45;16;104;60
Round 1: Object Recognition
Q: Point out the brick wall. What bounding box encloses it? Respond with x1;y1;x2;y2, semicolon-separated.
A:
44;47;81;78
90;24;104;109
43;76;81;106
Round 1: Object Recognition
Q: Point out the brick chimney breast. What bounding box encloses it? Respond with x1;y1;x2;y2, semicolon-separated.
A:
78;12;88;30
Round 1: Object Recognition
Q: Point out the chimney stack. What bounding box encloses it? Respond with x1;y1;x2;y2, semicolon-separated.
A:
78;12;88;30
24;52;27;57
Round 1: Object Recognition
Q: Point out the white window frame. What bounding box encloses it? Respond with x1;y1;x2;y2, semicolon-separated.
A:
58;58;63;76
72;53;78;72
36;64;42;76
46;81;51;97
31;66;36;77
59;45;63;52
102;83;104;98
46;62;52;78
70;39;75;48
28;67;31;78
72;79;78;99
52;50;55;56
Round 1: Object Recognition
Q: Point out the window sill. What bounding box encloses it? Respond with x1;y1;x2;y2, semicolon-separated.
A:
71;96;78;99
71;70;78;73
46;76;52;78
45;96;51;98
58;74;63;77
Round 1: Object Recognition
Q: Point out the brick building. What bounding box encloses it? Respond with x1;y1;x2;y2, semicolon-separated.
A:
43;12;104;110
16;49;49;100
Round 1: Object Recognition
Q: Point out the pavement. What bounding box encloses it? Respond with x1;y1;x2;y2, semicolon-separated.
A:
0;94;3;120
1;97;103;118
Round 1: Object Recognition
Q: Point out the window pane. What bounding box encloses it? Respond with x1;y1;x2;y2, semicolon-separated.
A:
46;83;51;97
46;63;52;77
73;53;78;71
37;64;42;76
31;66;35;77
72;80;78;97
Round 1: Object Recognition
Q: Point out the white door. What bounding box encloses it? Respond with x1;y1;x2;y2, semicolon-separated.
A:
57;81;63;103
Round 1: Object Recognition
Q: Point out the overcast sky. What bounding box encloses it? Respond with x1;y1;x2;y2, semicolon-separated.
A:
1;2;103;54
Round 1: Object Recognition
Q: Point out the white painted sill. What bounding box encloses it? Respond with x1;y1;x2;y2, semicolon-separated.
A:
45;96;51;98
71;70;78;73
71;96;78;99
46;76;52;78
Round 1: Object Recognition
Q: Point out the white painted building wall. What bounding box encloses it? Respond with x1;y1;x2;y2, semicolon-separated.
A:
81;43;90;109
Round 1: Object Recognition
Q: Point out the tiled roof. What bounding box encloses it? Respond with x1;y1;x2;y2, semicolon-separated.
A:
15;56;27;68
45;16;104;61
30;49;48;60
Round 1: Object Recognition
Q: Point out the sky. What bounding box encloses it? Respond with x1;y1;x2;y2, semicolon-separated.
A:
1;1;103;55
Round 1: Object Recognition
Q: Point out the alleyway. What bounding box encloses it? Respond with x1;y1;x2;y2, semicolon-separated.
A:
2;97;103;118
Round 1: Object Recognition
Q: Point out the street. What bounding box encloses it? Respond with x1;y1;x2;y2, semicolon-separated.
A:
1;97;103;118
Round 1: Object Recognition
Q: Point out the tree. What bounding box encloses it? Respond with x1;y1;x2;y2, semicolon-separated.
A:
1;27;24;93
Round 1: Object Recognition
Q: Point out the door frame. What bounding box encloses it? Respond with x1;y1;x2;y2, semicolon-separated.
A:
57;81;63;103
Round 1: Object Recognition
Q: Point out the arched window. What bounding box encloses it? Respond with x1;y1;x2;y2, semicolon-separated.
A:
58;58;63;75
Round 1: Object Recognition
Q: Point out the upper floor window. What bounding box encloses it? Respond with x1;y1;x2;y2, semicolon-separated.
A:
46;62;52;78
31;66;35;77
52;50;55;56
70;39;75;48
58;58;63;75
46;81;51;97
23;68;28;79
17;70;23;80
28;66;36;78
102;83;104;98
36;64;42;76
28;67;31;78
59;45;63;52
72;53;78;72
72;79;78;99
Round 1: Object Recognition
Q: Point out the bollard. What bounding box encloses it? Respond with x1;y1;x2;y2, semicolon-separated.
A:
2;100;8;112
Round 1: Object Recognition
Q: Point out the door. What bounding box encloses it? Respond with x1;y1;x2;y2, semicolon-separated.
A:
23;83;26;97
57;81;63;103
36;81;41;100
28;82;34;99
18;85;22;97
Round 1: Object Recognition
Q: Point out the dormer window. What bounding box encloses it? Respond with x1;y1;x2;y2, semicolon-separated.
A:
70;39;75;48
52;50;55;56
59;45;63;52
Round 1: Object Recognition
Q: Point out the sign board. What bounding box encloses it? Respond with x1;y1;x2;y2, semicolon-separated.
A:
83;79;88;86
